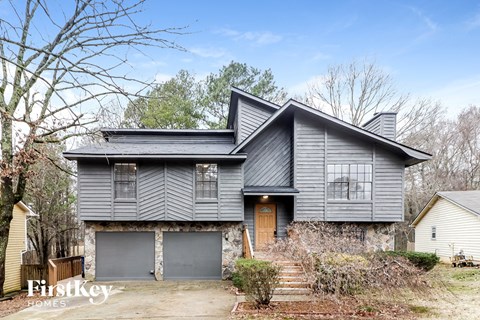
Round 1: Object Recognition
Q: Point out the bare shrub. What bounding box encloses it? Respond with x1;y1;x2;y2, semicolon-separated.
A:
270;222;426;296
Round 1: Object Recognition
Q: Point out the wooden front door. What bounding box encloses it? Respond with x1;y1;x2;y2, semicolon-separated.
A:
255;203;276;250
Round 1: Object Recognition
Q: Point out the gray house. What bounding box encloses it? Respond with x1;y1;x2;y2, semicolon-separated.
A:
64;88;431;281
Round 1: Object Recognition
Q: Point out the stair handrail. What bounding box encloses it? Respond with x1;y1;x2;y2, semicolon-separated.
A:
243;224;254;259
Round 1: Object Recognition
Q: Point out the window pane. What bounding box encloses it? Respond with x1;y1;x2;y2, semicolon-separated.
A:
196;163;218;199
114;163;136;199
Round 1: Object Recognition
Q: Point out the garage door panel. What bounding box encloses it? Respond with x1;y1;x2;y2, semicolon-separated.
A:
163;232;222;280
96;232;155;280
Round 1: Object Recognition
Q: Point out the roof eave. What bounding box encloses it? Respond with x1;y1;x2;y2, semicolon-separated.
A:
63;153;247;161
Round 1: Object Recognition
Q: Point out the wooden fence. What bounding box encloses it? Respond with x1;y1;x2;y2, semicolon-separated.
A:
20;265;45;289
48;256;83;293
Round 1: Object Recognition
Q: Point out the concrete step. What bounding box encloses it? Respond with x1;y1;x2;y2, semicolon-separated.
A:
279;270;304;276
278;275;306;282
274;287;311;295
278;281;309;288
273;261;302;266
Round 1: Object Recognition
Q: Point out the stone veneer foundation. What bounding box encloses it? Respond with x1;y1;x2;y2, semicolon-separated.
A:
84;221;243;281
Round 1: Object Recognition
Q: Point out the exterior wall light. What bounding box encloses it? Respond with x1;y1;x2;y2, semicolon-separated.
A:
262;195;269;199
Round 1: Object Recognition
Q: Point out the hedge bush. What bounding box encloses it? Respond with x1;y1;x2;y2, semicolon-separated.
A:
234;258;280;307
384;251;439;271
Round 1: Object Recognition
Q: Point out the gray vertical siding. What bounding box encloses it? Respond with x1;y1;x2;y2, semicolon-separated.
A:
374;147;404;221
78;162;112;220
243;120;292;186
219;164;243;220
78;161;243;221
138;164;165;220
362;113;397;140
238;99;274;143
294;112;326;220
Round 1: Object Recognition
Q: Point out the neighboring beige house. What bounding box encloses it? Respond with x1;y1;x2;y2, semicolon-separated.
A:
4;202;36;293
412;191;480;262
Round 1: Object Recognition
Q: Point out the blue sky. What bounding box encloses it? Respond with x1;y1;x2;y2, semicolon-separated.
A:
127;0;480;114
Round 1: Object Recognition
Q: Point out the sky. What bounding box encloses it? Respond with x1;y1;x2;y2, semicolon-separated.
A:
125;0;480;116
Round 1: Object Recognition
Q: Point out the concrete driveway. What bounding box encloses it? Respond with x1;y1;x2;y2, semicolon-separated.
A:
4;280;236;319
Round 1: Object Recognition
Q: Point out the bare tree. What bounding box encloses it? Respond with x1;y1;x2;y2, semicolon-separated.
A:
0;0;185;296
305;60;441;142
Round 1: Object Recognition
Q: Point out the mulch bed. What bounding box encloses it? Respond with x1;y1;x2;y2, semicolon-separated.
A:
232;298;414;319
0;291;48;318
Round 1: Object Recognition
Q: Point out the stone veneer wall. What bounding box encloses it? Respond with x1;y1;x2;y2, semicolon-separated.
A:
291;222;395;251
84;221;243;281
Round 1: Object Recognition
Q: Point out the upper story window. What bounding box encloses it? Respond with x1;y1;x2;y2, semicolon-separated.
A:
114;163;137;199
196;164;218;200
327;164;372;200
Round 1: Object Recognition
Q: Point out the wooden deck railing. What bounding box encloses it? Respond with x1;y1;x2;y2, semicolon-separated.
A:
48;256;83;292
242;224;254;259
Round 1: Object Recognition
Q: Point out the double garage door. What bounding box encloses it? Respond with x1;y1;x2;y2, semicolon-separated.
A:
96;232;222;280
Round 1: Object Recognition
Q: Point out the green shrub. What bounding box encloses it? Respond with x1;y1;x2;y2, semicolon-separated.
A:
235;258;280;307
384;251;439;271
231;271;244;290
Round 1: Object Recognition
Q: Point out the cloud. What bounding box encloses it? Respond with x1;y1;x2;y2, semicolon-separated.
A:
408;6;438;36
217;28;282;46
154;73;173;83
466;11;480;30
310;52;331;61
190;47;228;58
425;75;480;116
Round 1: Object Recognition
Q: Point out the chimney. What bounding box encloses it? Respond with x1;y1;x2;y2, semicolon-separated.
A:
362;112;397;140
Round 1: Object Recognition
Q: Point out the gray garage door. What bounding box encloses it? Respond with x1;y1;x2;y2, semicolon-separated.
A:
163;232;222;280
96;232;155;281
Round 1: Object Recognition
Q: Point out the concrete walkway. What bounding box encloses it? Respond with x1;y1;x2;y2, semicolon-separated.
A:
5;280;235;319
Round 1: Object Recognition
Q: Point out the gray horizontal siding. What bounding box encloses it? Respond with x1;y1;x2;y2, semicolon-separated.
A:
113;202;137;220
374;147;404;221
195;202;219;220
294;112;325;220
219;164;243;220
327;130;373;162
326;202;373;221
78;161;243;221
243;120;291;186
239;99;273;143
78;162;112;220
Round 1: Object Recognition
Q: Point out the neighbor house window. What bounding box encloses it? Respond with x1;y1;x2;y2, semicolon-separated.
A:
327;164;372;200
114;163;137;199
431;226;436;240
196;164;218;200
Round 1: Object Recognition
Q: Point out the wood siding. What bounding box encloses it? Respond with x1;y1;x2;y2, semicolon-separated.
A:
294;112;326;220
4;205;27;293
374;148;404;221
138;164;165;220
363;113;397;140
243;120;292;186
219;164;244;220
238;99;274;143
78;162;112;220
78;161;243;221
415;198;480;261
293;110;404;222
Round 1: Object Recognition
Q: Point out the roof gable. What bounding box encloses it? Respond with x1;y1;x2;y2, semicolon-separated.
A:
411;190;480;226
230;98;431;166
